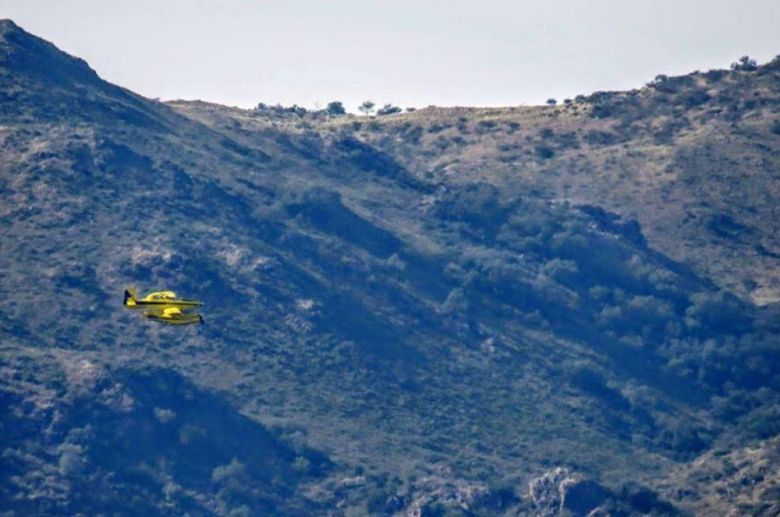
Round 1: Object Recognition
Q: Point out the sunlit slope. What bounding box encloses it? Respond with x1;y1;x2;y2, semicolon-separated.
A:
320;63;780;306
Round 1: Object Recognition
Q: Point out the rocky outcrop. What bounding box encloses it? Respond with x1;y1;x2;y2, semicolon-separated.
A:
405;476;490;516
529;468;608;517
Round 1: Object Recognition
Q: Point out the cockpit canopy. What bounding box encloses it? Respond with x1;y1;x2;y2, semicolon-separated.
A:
144;291;177;301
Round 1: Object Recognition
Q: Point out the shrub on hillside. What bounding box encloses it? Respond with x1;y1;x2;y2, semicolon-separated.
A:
401;125;423;144
377;104;402;116
433;182;507;231
584;130;617;146
565;362;631;410
656;418;709;458
358;100;375;115
476;120;498;134
649;74;668;87
535;146;554;159
325;101;346;116
685;291;750;335
678;89;711;108
703;69;726;82
556;131;580;149
541;258;579;283
742;404;780;439
731;55;758;72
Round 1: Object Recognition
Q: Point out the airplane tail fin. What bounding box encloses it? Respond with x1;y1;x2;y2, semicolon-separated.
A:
123;287;137;307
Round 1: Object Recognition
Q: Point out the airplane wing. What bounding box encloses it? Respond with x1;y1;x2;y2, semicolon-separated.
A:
139;301;200;316
142;306;202;325
142;305;182;317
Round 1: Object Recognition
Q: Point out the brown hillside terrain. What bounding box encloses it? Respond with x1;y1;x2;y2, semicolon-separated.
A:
658;436;780;516
174;62;780;305
348;67;780;306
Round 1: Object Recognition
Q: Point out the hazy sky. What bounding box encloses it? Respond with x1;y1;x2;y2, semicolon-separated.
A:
2;0;779;111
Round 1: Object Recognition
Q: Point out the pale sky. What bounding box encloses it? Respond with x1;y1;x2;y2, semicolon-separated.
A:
1;0;779;112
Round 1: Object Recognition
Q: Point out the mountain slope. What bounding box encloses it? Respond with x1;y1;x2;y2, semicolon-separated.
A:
1;19;779;515
320;63;780;307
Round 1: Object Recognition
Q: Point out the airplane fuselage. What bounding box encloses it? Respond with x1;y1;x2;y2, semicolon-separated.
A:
123;288;204;325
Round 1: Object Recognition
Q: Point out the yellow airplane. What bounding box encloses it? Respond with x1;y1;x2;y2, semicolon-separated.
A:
123;288;204;325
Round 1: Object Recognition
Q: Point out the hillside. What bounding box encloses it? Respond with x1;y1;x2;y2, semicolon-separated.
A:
1;19;779;515
184;62;780;307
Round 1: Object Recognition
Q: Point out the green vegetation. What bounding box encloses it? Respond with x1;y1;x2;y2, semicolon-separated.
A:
376;103;402;116
325;100;346;116
731;55;758;72
358;100;376;116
